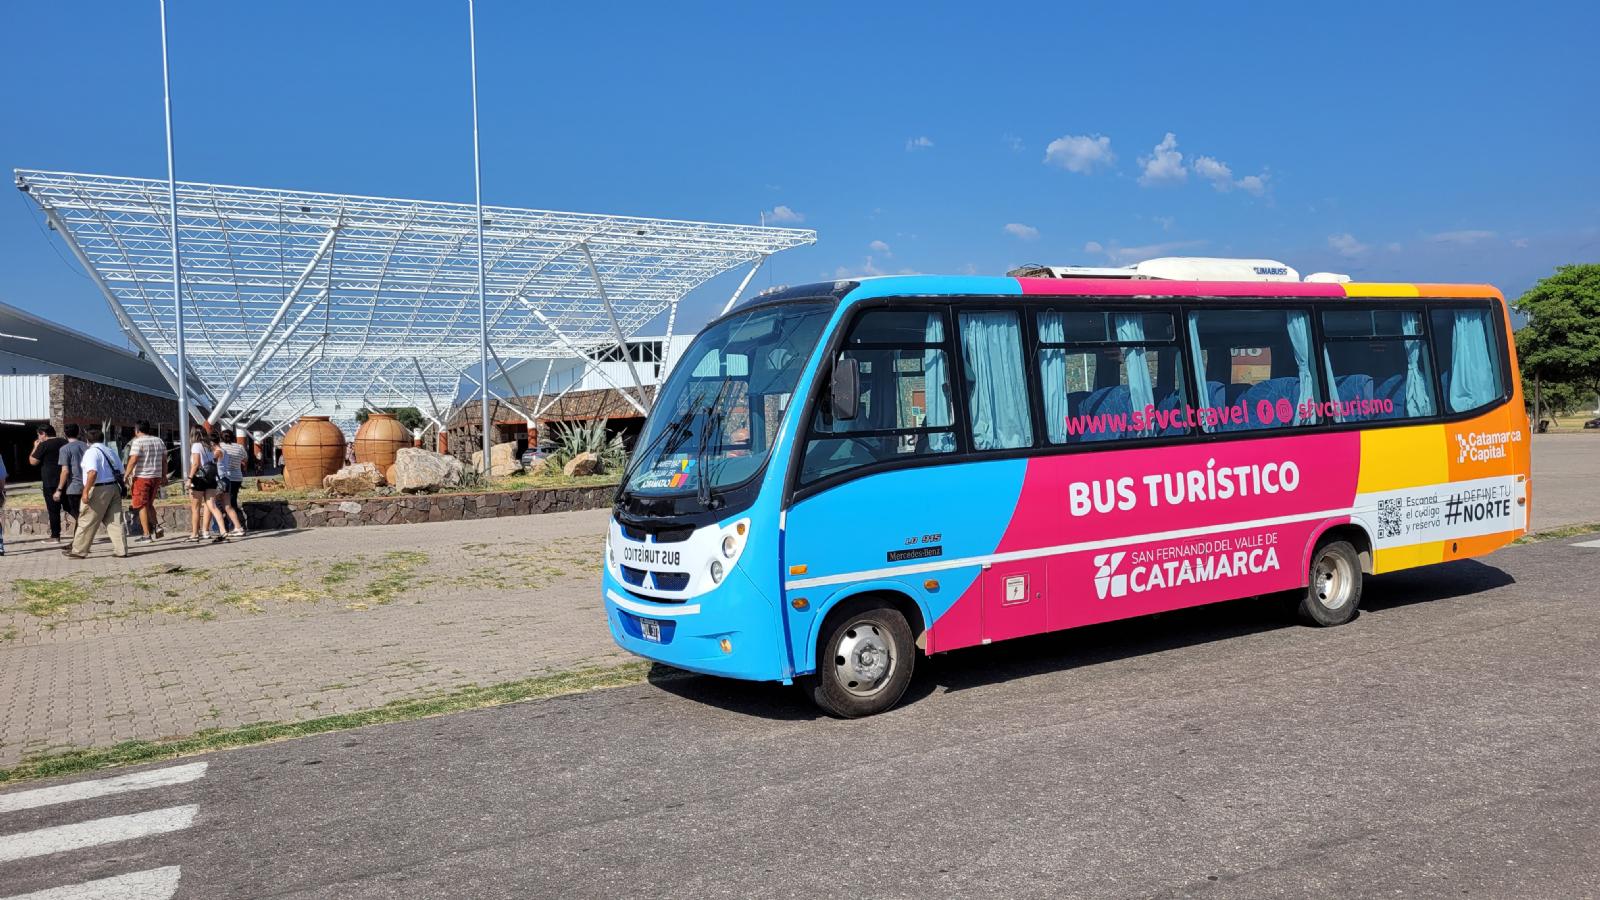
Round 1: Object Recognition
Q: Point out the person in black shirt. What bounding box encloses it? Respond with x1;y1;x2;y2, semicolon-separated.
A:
29;424;69;543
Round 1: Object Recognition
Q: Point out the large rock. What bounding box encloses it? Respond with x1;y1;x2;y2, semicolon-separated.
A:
562;451;599;477
323;461;385;496
391;447;465;494
470;440;524;477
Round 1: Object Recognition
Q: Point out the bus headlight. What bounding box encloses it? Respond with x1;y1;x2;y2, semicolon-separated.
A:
710;560;725;584
722;535;737;558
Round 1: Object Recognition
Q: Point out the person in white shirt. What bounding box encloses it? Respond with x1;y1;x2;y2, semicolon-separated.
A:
216;430;248;537
64;425;128;559
187;427;229;543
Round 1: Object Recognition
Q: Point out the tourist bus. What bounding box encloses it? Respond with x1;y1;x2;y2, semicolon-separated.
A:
603;260;1530;716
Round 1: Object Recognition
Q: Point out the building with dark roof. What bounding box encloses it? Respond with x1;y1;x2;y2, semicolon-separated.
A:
0;301;179;481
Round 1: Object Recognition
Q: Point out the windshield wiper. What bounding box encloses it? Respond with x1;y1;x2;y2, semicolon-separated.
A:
621;394;704;487
695;378;735;510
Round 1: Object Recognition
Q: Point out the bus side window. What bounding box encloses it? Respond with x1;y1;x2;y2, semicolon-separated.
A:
1320;309;1438;422
957;310;1032;450
1036;309;1184;443
798;309;958;484
1430;305;1505;414
1187;308;1320;432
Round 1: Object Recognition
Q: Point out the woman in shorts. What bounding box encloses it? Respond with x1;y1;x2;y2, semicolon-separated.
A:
186;428;228;543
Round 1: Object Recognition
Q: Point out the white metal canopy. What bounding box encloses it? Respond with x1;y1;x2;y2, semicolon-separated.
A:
14;169;814;431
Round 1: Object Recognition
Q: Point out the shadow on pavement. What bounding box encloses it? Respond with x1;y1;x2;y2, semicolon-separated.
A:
1360;558;1515;611
647;556;1516;719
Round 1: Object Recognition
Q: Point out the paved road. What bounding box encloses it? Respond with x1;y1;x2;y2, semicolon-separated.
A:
1529;433;1599;531
4;533;1598;899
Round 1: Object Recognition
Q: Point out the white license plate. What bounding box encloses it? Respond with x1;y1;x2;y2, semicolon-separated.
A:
639;618;662;642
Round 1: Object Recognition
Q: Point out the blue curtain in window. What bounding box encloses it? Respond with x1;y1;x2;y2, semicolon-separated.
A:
1287;311;1316;424
1401;312;1435;417
1447;309;1498;411
924;314;955;451
1186;314;1212;432
960;312;1032;450
1038;312;1068;442
1115;314;1154;435
1321;346;1346;423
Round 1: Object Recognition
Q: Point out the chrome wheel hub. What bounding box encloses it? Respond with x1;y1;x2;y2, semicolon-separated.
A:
1315;553;1353;610
834;621;893;697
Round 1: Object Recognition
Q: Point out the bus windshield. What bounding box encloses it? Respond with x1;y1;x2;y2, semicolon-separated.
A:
623;300;833;503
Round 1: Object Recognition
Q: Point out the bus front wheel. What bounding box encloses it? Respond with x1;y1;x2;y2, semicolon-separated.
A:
1296;539;1363;627
801;600;915;718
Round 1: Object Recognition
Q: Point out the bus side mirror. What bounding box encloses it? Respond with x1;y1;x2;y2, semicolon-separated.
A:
830;357;860;421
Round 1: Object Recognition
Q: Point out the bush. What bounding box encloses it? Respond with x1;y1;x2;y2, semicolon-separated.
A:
545;419;628;474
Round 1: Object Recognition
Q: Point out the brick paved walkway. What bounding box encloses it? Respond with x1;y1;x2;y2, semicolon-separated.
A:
0;510;624;767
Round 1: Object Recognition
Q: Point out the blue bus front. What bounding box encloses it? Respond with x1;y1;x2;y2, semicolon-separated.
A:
600;293;841;682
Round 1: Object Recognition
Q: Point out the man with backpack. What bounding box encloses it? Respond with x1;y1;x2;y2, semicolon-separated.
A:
64;425;129;559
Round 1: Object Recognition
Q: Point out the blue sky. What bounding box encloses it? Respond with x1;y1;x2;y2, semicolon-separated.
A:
2;0;1597;347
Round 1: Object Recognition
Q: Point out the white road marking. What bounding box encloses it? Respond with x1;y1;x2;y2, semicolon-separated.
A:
0;866;180;900
0;806;197;864
0;764;207;814
1571;538;1600;548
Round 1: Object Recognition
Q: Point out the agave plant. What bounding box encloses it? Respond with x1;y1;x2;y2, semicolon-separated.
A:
546;418;628;474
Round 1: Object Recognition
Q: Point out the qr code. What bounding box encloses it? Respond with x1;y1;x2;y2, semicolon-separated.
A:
1377;498;1403;539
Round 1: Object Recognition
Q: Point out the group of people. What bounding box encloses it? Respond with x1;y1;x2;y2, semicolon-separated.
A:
17;421;254;559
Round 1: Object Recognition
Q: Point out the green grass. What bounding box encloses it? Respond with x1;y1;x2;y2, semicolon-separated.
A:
1513;521;1600;545
11;579;91;617
0;661;674;786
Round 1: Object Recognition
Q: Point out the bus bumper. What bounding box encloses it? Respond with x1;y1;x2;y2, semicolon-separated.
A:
601;569;788;682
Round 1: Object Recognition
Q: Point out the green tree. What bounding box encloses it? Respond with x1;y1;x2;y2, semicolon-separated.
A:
1514;264;1600;401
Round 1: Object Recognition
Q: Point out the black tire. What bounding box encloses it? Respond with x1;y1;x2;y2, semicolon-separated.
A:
1296;539;1363;626
800;600;915;718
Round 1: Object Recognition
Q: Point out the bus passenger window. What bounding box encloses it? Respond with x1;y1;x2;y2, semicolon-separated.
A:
1187;308;1320;432
1430;306;1505;413
799;309;957;484
958;310;1032;450
1320;309;1437;422
1036;310;1184;443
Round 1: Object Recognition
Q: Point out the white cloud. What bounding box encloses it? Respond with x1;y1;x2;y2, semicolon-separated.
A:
1193;155;1269;196
764;205;805;224
1429;229;1496;244
1003;222;1040;241
1043;134;1115;174
1085;239;1206;263
1236;173;1269;196
834;255;888;278
906;136;934;151
1193;155;1233;190
1138;133;1187;186
868;239;892;255
1327;233;1370;258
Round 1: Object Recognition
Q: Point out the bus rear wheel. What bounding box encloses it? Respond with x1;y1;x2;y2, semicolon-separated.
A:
801;601;915;718
1296;539;1362;626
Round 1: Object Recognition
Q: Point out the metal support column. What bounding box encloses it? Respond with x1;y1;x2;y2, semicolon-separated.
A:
467;0;492;476
522;304;647;415
160;0;188;467
580;242;649;410
719;253;767;316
